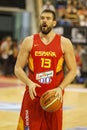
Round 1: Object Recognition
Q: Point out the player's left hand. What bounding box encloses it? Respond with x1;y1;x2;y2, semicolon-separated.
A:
55;87;63;103
50;87;63;103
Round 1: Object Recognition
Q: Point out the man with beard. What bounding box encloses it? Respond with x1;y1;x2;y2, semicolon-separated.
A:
15;10;76;130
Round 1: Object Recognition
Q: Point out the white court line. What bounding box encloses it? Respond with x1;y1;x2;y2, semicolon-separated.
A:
65;87;87;93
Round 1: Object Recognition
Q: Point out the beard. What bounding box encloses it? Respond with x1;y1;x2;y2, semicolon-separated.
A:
40;25;53;34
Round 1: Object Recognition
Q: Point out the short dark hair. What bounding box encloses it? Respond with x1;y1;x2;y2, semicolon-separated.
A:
41;9;56;20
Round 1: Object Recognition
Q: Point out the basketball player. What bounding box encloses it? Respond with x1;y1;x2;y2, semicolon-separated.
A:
15;9;76;130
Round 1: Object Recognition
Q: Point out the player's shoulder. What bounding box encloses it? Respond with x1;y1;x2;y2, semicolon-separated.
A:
23;35;33;43
22;35;34;45
20;35;34;51
61;36;71;44
61;36;73;47
61;36;73;53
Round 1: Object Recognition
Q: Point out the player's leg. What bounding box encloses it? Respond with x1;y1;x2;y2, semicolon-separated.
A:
44;104;63;130
17;90;31;130
17;89;48;130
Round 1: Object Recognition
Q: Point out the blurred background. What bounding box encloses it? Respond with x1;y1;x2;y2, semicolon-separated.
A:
0;1;87;130
0;0;87;86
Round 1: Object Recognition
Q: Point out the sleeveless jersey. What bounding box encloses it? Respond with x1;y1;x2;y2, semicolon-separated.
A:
27;34;64;97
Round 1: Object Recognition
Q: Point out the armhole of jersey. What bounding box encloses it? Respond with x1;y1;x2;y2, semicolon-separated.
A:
30;34;37;53
60;36;64;54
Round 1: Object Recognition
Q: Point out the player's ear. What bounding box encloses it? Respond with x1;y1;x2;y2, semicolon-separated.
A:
53;21;56;27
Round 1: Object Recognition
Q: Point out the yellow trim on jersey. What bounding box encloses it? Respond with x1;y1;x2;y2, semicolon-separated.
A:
17;117;24;130
56;56;64;73
28;54;34;72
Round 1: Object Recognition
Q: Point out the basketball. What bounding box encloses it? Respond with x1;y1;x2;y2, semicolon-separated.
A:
40;90;62;112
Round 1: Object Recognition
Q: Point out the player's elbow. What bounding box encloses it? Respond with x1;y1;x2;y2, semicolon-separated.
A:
72;69;77;78
71;67;77;79
14;64;20;78
68;65;77;80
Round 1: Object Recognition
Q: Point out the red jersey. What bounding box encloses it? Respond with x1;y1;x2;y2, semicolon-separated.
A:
27;34;64;97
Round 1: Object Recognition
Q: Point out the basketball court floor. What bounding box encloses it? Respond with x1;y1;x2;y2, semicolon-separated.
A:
0;76;87;130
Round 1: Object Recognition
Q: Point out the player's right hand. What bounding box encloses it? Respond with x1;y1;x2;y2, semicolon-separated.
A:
28;80;41;100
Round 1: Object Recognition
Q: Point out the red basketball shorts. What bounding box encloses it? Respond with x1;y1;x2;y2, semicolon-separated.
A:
17;90;63;130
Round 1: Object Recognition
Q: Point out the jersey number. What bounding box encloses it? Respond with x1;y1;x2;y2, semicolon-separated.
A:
41;58;51;68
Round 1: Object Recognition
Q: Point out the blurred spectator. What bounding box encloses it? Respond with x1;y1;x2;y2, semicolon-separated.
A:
0;45;2;73
41;0;87;27
0;36;12;75
0;36;19;76
57;14;73;26
57;6;66;18
66;4;79;26
76;44;86;56
42;0;56;12
76;45;86;72
55;0;67;9
80;16;87;26
5;39;19;76
80;0;87;7
77;5;87;26
74;45;86;83
74;47;82;68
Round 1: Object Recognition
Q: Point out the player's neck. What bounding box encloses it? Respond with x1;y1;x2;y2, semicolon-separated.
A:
39;31;56;45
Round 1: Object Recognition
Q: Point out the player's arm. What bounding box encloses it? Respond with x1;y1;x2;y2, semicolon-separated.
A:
55;37;76;102
14;36;33;86
59;37;77;90
14;36;41;99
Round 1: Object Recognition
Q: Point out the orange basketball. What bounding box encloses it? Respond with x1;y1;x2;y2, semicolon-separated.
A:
40;90;62;112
